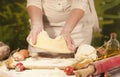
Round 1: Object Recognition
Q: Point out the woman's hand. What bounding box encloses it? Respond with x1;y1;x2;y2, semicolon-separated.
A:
26;6;44;45
59;9;84;52
26;25;42;45
60;33;75;53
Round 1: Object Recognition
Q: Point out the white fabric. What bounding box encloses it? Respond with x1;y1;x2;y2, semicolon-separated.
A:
27;0;99;57
88;0;100;32
27;0;99;28
0;69;75;77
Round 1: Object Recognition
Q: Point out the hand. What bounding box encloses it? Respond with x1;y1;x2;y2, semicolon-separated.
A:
60;33;75;53
26;25;42;45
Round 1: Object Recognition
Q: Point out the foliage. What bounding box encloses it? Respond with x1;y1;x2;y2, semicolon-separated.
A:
0;1;30;50
92;0;120;47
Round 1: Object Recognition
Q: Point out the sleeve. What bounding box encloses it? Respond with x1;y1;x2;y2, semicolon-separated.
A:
71;0;88;12
89;0;100;32
27;0;42;9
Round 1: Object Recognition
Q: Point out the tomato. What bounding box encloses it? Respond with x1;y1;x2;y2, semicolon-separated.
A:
64;66;73;75
15;62;24;72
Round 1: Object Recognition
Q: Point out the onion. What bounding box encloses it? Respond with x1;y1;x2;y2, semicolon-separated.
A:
13;52;24;61
13;49;29;61
19;49;29;58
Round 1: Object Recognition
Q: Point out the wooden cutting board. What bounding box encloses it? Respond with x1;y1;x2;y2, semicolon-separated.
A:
11;57;76;69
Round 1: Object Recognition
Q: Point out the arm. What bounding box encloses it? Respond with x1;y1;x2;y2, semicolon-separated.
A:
27;6;44;28
61;0;88;34
61;9;84;52
61;9;84;35
27;6;44;45
60;0;88;52
26;0;43;44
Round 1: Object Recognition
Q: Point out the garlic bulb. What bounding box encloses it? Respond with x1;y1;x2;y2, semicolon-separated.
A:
13;52;24;61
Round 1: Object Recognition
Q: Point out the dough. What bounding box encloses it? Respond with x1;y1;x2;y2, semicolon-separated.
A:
29;31;71;53
75;44;97;61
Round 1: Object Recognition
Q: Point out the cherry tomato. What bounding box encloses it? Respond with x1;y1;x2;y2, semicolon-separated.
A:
15;62;24;72
64;66;73;75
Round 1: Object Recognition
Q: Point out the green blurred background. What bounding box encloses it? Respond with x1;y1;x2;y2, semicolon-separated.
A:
0;0;120;51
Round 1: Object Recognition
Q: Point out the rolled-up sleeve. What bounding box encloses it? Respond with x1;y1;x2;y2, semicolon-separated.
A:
71;0;88;12
27;0;42;9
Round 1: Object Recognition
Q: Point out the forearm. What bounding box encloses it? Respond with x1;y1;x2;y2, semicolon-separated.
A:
61;9;84;34
27;6;44;29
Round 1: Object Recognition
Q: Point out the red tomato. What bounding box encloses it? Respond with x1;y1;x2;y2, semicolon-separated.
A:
16;62;23;66
15;62;24;72
64;66;73;75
